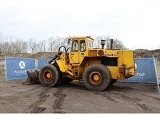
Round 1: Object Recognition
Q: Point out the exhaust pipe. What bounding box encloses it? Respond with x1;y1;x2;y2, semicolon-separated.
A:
110;39;113;49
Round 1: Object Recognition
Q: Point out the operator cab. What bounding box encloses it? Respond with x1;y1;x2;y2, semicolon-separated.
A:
68;36;93;51
68;36;94;64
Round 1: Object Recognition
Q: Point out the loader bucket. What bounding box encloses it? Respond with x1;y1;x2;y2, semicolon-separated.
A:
23;69;40;85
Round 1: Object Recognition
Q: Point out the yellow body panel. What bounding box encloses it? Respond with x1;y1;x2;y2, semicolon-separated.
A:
56;36;135;81
70;52;79;64
56;60;66;72
118;50;135;79
107;66;119;79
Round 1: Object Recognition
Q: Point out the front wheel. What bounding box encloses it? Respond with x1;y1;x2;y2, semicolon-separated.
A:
83;64;111;91
39;64;60;87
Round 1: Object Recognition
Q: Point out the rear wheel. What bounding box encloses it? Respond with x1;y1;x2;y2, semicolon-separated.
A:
39;64;60;87
83;64;111;91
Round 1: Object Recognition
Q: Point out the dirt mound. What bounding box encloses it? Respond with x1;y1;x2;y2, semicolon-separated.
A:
0;52;57;60
0;49;159;60
134;49;160;59
28;52;57;59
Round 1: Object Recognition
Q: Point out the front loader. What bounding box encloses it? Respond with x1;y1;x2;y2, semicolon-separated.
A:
23;36;135;91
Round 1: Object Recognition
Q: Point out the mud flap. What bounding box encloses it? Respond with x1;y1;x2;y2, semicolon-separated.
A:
23;69;40;85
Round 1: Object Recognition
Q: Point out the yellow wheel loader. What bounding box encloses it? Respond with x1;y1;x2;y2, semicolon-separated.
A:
23;36;135;91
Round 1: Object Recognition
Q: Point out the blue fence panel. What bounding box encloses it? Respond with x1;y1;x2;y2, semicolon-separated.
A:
38;58;49;69
37;58;157;83
124;58;157;83
6;57;35;80
7;57;154;83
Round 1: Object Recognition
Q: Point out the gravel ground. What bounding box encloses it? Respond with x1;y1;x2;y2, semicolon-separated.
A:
0;76;160;113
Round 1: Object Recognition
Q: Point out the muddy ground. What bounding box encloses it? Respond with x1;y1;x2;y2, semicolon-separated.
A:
0;76;160;113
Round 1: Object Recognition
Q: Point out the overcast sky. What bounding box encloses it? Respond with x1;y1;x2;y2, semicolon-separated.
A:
0;0;160;50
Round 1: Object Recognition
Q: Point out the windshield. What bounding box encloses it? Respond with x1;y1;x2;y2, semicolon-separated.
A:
88;40;93;48
71;40;78;52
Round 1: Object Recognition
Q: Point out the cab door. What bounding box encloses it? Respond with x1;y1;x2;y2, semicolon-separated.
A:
79;40;86;63
69;40;79;64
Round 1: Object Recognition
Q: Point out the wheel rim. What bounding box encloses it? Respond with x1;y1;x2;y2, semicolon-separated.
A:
89;72;102;85
43;70;52;82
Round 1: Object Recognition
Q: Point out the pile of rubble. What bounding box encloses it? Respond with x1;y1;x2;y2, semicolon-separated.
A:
134;49;160;59
0;49;159;60
0;52;57;60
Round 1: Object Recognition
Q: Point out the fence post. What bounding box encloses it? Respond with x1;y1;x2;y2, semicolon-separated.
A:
153;56;160;94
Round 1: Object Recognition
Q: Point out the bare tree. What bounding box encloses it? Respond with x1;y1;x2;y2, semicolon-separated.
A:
48;36;65;52
11;39;28;53
37;40;46;52
0;33;126;55
48;37;55;52
27;39;38;53
94;35;126;49
112;38;126;49
2;41;12;54
94;35;111;48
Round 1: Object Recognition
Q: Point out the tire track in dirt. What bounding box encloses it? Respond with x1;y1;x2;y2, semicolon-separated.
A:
0;97;23;112
52;88;66;113
27;87;50;113
0;86;41;113
94;92;120;103
136;103;153;112
141;93;160;102
112;92;141;102
112;92;153;113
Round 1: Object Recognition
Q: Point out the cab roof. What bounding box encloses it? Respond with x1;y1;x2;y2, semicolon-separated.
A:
69;36;94;41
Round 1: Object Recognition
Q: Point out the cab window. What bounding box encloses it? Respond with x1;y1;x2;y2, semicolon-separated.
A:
88;40;93;48
71;40;78;52
80;40;86;52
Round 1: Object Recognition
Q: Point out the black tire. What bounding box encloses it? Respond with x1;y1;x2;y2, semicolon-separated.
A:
39;64;60;87
83;64;111;91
